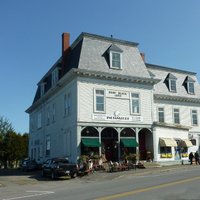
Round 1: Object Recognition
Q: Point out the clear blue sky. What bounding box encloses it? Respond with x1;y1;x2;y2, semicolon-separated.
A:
1;0;200;133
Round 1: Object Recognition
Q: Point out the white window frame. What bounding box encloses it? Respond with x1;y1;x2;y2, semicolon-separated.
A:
191;109;198;126
169;79;177;92
173;108;180;124
158;107;165;123
188;82;195;94
109;51;122;69
130;93;140;115
94;89;105;113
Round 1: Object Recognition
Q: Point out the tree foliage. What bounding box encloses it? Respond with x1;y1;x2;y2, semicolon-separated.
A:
0;116;14;142
0;116;28;168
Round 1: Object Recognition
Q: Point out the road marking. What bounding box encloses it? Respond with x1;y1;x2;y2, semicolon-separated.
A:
95;176;200;200
2;191;54;200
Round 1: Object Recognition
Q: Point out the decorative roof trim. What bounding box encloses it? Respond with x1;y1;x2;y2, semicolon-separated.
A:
154;94;200;103
153;122;191;130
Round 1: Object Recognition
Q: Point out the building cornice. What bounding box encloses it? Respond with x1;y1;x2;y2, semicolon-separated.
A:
154;94;200;103
73;68;161;85
26;68;160;113
146;63;196;75
153;122;191;130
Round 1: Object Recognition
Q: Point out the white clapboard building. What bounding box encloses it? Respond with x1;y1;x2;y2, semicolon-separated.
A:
26;32;200;164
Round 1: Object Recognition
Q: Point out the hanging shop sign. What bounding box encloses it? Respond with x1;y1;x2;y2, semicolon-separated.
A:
106;90;129;99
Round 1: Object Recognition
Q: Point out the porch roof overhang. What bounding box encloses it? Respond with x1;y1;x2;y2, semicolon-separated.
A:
121;138;139;147
159;138;177;147
81;138;101;147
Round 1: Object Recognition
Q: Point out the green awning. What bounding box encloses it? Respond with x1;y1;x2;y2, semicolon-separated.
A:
81;138;101;147
121;138;139;147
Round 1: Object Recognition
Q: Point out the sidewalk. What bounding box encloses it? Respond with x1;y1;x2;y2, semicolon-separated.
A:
79;162;200;182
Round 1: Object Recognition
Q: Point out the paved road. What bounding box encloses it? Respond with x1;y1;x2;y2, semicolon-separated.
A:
1;165;200;200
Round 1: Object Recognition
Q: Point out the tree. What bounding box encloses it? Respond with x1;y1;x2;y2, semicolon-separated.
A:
0;116;29;168
0;116;14;142
0;116;14;168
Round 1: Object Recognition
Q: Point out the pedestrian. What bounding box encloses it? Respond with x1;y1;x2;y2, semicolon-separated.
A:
189;152;194;165
194;151;199;165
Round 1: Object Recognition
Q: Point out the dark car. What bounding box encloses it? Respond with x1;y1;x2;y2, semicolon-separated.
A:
21;159;39;171
42;157;78;180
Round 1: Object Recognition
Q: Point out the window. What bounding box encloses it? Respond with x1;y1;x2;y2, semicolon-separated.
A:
64;93;71;116
188;82;195;94
158;107;165;123
46;136;50;156
37;111;42;129
108;44;123;69
51;68;59;86
111;52;121;69
184;76;195;94
173;108;180;124
165;73;177;92
40;82;46;97
95;89;105;112
52;103;55;123
46;107;50;125
169;79;176;92
191;110;198;126
30;116;34;131
160;147;172;154
131;93;140;114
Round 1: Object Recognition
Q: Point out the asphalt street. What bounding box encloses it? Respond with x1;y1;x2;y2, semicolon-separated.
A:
1;164;200;200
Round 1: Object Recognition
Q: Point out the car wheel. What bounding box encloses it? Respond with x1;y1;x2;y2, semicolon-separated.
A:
51;171;55;180
71;172;77;179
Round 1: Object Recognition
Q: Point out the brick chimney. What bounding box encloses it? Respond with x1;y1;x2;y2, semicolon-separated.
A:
140;53;145;62
62;33;70;55
62;33;70;76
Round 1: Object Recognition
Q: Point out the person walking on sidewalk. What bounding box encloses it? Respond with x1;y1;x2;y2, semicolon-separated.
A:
189;152;194;165
194;151;199;165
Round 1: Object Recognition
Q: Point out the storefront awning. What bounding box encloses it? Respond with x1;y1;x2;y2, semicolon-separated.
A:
121;138;139;147
179;139;193;147
159;138;177;147
81;138;101;147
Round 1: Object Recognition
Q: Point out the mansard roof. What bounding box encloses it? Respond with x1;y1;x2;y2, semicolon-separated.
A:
75;32;150;79
146;63;200;100
30;32;155;106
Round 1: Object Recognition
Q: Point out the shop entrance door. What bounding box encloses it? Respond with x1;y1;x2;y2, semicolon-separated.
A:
101;127;118;161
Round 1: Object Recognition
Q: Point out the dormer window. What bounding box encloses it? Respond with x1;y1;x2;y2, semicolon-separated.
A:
188;82;194;94
169;79;176;92
40;82;46;97
51;68;59;86
165;73;177;92
107;44;123;69
184;76;195;94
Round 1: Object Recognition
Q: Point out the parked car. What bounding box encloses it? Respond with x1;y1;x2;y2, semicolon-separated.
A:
42;157;78;180
20;159;39;171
